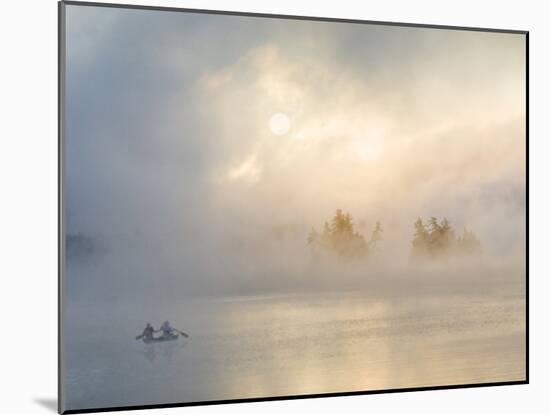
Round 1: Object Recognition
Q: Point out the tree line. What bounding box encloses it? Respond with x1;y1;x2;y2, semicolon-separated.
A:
411;217;480;260
307;209;382;259
307;210;480;261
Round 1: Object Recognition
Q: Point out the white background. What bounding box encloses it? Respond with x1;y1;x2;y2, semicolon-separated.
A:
0;0;544;413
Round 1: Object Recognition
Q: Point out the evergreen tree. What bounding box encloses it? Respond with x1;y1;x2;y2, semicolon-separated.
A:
428;216;441;251
439;218;456;254
411;217;480;260
369;221;383;250
427;217;447;256
310;209;368;259
412;218;430;259
457;227;481;255
307;227;318;245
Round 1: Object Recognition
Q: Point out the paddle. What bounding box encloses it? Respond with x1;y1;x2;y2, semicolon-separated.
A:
174;329;189;338
135;334;143;340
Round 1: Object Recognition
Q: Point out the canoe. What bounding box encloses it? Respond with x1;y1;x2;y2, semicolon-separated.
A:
142;334;179;344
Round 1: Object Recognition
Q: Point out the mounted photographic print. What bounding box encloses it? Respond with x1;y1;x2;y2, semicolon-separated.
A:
59;1;528;413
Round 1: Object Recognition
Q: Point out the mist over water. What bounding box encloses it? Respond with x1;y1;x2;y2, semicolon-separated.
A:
63;245;526;410
64;286;525;410
62;4;526;412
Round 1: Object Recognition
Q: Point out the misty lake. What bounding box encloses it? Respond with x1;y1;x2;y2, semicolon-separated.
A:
63;283;525;411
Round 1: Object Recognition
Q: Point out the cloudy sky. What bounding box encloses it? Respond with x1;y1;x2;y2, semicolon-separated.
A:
64;5;526;296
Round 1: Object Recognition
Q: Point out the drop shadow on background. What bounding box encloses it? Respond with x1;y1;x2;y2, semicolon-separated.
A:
34;398;57;413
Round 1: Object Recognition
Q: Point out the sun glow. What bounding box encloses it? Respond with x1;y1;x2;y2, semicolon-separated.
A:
269;113;291;136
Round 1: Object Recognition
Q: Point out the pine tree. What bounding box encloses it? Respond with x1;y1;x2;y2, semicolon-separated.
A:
439;218;456;255
411;217;480;261
457;227;481;255
412;217;430;259
312;210;368;259
427;217;444;256
369;221;383;250
307;227;318;245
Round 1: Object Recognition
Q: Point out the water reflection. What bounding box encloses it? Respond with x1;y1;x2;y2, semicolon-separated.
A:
64;291;525;410
139;338;189;362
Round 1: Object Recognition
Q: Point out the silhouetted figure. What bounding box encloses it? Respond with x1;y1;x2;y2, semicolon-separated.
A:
141;323;155;341
159;321;175;339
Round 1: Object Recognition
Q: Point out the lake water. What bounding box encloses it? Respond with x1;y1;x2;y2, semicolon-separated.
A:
63;288;525;411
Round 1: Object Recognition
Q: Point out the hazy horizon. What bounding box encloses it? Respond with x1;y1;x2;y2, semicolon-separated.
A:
64;5;525;302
